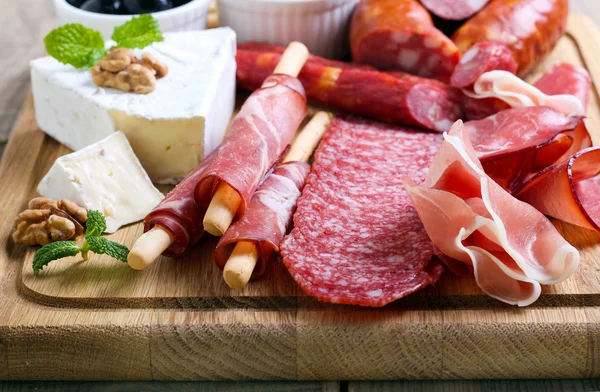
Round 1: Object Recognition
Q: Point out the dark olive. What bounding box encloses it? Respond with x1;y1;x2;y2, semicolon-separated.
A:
80;0;124;14
66;0;86;7
172;0;192;7
122;0;173;14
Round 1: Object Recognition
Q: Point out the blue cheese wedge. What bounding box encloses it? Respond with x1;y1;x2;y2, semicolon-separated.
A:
37;132;164;233
30;28;236;184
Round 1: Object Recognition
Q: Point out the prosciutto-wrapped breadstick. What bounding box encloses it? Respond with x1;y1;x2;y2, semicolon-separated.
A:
216;112;331;289
198;42;309;237
127;42;309;270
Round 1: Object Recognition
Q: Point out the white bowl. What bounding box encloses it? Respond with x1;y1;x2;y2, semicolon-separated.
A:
217;0;359;59
53;0;213;39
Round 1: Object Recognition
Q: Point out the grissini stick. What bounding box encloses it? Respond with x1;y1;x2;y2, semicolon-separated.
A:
220;111;331;289
202;42;310;237
128;42;309;270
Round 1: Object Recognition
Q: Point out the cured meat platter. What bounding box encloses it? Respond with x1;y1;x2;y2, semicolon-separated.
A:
1;7;600;381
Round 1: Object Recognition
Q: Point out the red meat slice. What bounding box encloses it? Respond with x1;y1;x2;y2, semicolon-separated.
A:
281;116;444;307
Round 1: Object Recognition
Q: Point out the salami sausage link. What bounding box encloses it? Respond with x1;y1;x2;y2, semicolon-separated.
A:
451;42;518;88
236;49;462;132
420;0;490;20
452;0;569;76
350;0;461;82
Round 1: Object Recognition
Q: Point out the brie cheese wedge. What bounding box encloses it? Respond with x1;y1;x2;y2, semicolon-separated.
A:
30;28;236;184
37;132;164;233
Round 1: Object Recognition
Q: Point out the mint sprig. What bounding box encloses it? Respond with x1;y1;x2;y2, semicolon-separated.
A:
44;24;107;69
43;15;163;69
112;14;163;49
32;210;130;275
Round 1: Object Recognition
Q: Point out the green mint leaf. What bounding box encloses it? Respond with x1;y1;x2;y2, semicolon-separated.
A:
44;24;106;69
112;14;163;49
86;236;130;263
33;241;82;275
85;210;107;237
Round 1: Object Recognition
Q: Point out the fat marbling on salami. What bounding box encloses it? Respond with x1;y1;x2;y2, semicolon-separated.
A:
280;116;444;307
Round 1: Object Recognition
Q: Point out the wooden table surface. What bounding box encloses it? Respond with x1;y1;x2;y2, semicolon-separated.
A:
1;0;599;390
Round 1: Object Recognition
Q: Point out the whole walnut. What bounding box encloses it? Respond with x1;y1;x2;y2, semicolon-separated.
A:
13;198;87;246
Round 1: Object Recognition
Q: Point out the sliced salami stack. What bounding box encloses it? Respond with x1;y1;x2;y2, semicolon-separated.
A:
281;116;444;307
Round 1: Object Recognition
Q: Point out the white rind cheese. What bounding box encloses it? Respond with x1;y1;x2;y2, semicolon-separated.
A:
30;28;237;184
37;132;164;233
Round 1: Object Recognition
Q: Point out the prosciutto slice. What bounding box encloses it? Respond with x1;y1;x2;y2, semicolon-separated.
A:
463;70;584;116
533;64;591;111
517;147;600;231
465;107;587;191
214;162;310;278
404;121;580;306
194;74;307;217
144;153;215;256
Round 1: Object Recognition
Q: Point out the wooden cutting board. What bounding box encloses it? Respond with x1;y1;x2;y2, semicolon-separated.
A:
1;14;600;381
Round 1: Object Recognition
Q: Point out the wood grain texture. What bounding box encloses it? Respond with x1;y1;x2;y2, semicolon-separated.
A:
0;381;340;391
349;379;600;392
1;4;600;384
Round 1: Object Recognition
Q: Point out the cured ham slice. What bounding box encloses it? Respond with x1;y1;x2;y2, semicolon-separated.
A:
517;147;600;231
534;64;592;112
281;116;444;307
463;70;585;116
215;162;310;278
194;74;307;218
464;107;587;191
404;121;579;306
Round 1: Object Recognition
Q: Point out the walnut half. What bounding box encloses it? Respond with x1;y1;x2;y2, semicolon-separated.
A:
12;198;88;246
91;48;168;94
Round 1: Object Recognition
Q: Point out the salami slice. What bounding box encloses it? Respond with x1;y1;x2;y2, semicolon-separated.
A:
350;0;461;82
404;121;579;306
280;116;444;307
194;74;307;218
452;0;569;76
421;0;490;20
236;49;462;132
214;162;310;279
517;148;600;231
450;42;517;88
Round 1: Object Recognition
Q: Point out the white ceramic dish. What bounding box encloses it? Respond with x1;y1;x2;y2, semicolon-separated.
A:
53;0;213;38
218;0;359;59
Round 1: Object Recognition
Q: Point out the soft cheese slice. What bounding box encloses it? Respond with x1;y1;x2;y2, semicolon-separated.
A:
30;28;236;184
37;132;164;233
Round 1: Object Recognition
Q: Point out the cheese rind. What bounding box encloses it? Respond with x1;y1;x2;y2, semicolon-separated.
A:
37;132;165;233
30;28;237;184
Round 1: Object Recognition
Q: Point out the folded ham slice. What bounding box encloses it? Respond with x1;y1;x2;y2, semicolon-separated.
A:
404;121;580;306
464;106;587;191
533;64;591;111
517;147;600;231
463;70;585;116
